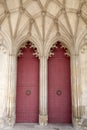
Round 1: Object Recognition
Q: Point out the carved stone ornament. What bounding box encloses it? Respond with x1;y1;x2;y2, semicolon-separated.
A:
18;42;39;57
0;39;7;54
80;43;87;53
49;43;57;57
39;115;48;126
80;34;87;53
5;116;15;127
81;2;87;21
60;43;70;56
49;42;70;57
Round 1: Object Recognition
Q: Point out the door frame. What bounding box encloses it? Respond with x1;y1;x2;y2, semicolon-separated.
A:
16;43;39;123
48;44;72;123
4;38;82;128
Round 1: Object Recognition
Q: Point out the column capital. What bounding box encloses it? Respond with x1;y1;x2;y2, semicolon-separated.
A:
9;53;17;57
39;114;48;126
71;53;79;57
39;55;48;60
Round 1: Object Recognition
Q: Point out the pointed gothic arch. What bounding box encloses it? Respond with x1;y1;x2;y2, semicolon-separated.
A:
14;35;42;57
16;41;39;123
45;34;74;58
48;42;72;123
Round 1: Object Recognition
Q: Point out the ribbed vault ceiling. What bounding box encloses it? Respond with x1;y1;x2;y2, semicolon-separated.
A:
0;0;87;55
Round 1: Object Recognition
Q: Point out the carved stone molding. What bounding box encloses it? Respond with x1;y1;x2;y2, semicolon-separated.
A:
5;115;15;127
76;118;87;129
0;39;8;54
0;115;15;128
49;43;58;57
17;42;39;57
60;43;70;56
80;43;87;53
82;118;87;129
80;34;87;53
49;42;70;57
39;115;48;126
81;1;87;21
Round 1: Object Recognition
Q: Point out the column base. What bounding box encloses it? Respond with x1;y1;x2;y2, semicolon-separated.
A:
39;114;48;126
0;117;6;128
72;117;84;129
73;118;87;129
81;118;87;129
5;115;15;127
0;116;15;129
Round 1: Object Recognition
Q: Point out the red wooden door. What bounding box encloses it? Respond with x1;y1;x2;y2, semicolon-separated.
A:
48;43;72;123
16;44;39;123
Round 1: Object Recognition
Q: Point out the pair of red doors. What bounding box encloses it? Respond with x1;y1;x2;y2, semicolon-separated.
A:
16;43;72;123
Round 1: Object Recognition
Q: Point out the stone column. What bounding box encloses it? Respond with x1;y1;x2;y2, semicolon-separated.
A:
39;56;48;125
5;53;17;127
71;53;82;127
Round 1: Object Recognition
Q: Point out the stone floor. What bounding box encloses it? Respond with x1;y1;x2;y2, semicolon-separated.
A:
1;123;84;130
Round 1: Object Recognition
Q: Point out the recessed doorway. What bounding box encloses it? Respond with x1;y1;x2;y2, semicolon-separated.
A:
16;43;39;123
48;43;72;123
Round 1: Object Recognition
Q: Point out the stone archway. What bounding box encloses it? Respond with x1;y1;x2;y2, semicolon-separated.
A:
48;43;72;123
44;39;82;127
16;42;39;123
1;38;83;129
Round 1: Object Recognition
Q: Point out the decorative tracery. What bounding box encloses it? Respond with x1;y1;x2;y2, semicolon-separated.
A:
17;42;39;57
49;42;70;57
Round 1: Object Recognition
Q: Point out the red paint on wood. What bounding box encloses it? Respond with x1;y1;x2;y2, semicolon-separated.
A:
48;43;72;123
16;44;39;123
